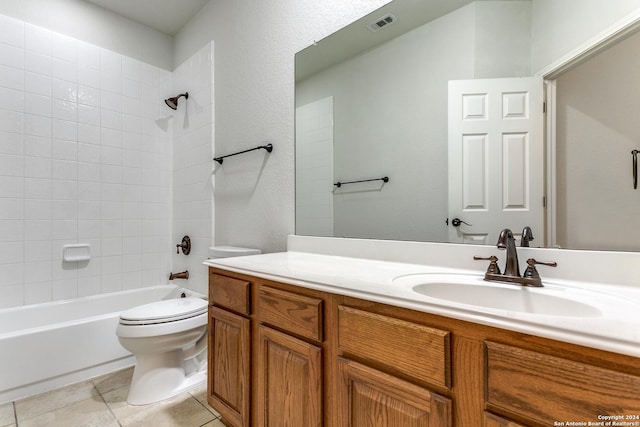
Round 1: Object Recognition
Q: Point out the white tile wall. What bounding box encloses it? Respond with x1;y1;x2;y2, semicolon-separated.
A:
0;15;173;308
171;42;214;296
295;96;334;237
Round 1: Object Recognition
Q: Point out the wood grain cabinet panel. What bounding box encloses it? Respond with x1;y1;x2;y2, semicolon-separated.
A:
338;305;451;389
258;286;323;342
210;273;251;315
208;307;250;427
486;341;640;425
483;412;528;427
337;357;451;427
257;326;322;427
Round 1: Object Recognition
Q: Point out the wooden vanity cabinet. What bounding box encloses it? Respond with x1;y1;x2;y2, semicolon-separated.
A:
339;296;640;427
256;325;322;426
208;268;640;427
208;269;328;427
485;341;640;426
336;304;452;426
208;273;252;427
208;306;250;427
336;357;451;427
256;285;324;427
483;412;528;427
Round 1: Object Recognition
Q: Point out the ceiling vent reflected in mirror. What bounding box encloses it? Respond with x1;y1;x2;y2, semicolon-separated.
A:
367;14;397;32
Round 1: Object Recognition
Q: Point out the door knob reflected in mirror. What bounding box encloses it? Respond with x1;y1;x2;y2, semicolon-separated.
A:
447;218;472;227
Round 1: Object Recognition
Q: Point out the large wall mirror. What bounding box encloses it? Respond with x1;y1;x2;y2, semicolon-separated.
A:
295;0;640;252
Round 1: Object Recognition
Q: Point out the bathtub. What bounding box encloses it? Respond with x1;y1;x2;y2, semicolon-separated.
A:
0;285;204;404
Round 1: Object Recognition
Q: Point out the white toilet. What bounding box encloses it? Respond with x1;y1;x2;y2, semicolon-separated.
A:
116;246;261;405
116;296;208;405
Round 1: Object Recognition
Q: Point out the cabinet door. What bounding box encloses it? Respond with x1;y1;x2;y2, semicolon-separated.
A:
208;307;251;427
257;325;322;427
337;357;451;427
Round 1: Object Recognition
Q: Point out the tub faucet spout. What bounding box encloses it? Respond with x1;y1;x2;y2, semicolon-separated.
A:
169;270;189;280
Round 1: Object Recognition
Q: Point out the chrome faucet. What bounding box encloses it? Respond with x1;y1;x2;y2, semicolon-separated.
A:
474;228;557;287
521;226;534;247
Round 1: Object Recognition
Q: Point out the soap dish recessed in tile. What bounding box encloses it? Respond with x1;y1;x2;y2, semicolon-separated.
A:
62;244;91;262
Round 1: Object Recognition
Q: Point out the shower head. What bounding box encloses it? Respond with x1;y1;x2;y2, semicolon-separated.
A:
164;92;189;110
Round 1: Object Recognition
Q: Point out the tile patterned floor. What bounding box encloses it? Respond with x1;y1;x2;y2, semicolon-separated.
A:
0;367;226;427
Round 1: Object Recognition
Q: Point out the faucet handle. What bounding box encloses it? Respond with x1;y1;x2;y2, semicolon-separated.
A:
523;258;557;279
474;255;501;275
176;235;191;255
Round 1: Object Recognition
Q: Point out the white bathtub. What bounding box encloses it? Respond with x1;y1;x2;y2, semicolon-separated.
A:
0;285;204;404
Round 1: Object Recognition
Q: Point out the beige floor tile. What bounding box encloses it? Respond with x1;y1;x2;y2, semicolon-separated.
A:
202;419;227;426
100;384;134;419
18;397;119;427
93;366;134;394
109;391;216;427
188;383;220;417
188;382;207;402
15;379;98;422
0;402;15;427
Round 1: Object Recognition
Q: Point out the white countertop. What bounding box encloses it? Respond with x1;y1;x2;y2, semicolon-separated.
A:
204;250;640;358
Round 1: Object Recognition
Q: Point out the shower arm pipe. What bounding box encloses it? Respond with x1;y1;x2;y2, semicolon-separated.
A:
334;176;389;188
213;144;273;164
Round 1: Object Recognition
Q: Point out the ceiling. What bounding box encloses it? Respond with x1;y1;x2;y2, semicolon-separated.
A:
83;0;209;36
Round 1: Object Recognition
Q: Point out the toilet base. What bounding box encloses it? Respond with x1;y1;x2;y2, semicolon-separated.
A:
126;349;207;406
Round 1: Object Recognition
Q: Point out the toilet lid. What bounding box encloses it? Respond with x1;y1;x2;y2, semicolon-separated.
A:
119;297;208;325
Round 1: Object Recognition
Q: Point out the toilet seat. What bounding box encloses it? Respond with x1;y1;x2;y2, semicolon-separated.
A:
119;297;208;326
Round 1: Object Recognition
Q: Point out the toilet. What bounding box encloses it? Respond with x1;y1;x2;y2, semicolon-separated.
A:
116;245;261;405
116;296;208;405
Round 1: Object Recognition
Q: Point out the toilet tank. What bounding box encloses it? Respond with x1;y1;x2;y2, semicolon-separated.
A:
208;246;261;259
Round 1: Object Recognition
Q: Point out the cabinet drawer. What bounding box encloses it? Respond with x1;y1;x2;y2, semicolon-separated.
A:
338;305;450;389
258;286;323;342
486;341;640;425
210;273;251;315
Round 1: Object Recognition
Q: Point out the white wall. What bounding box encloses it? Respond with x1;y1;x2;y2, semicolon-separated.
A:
555;30;640;251
175;0;536;249
294;2;531;242
531;0;640;73
296;5;476;242
0;14;173;308
169;0;640;252
474;1;531;78
170;42;214;295
174;0;393;253
0;0;173;70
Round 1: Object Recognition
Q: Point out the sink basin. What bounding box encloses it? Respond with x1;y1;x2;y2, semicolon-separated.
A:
412;282;602;317
392;274;603;317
